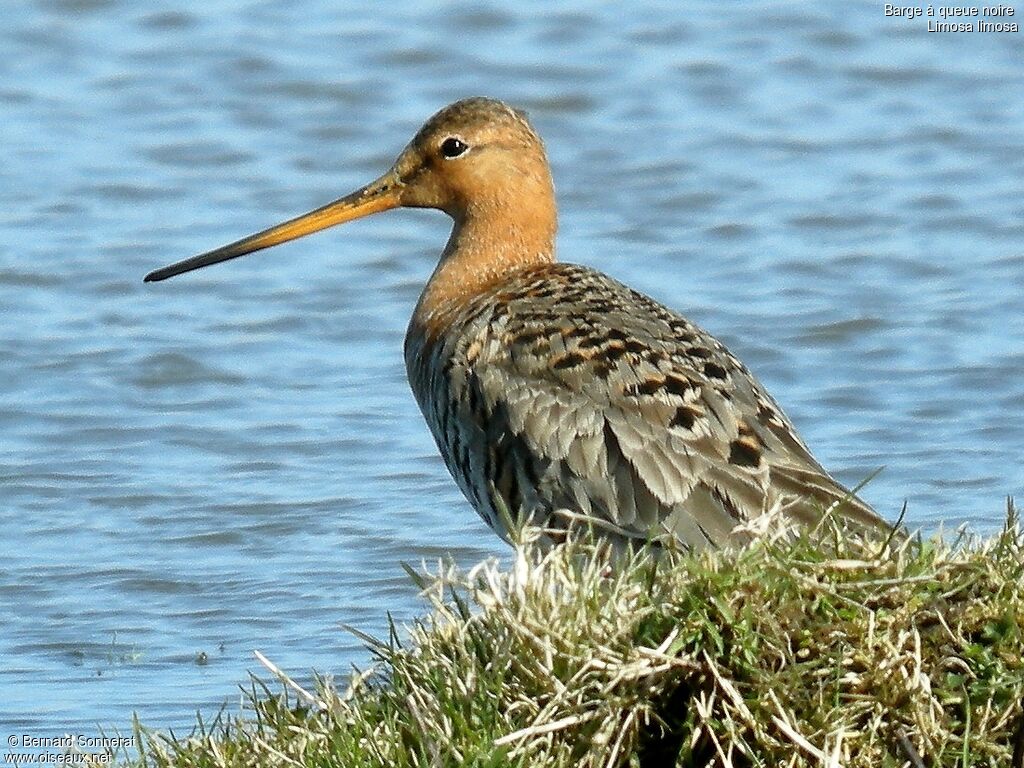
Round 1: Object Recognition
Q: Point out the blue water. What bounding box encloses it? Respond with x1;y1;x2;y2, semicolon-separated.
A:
2;0;1022;745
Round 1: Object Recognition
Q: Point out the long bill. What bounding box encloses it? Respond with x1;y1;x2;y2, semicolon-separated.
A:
143;170;403;282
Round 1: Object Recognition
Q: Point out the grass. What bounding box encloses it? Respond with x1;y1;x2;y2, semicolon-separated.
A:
128;500;1024;767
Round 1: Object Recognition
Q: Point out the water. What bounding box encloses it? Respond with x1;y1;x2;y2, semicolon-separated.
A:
2;0;1022;744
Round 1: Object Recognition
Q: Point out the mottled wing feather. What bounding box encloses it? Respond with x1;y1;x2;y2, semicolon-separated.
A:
410;262;884;549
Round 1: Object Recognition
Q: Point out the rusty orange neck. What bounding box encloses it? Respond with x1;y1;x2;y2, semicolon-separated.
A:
411;192;557;339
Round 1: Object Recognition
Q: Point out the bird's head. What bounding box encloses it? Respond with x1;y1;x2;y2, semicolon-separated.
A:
144;97;554;283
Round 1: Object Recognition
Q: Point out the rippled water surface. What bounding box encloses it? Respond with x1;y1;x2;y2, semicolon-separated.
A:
2;0;1022;740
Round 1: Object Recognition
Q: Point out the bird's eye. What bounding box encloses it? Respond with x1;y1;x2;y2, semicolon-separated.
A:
440;137;469;159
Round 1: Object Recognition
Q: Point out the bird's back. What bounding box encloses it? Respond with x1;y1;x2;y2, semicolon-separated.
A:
405;261;886;550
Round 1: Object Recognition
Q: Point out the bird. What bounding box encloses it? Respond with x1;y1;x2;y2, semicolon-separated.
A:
145;97;889;551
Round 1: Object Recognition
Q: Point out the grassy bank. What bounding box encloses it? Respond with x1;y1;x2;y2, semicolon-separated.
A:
131;502;1024;767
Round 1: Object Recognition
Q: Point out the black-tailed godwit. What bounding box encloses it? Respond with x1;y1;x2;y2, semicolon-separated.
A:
146;97;888;549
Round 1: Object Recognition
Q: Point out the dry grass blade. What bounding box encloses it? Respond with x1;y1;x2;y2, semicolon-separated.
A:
252;650;327;710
